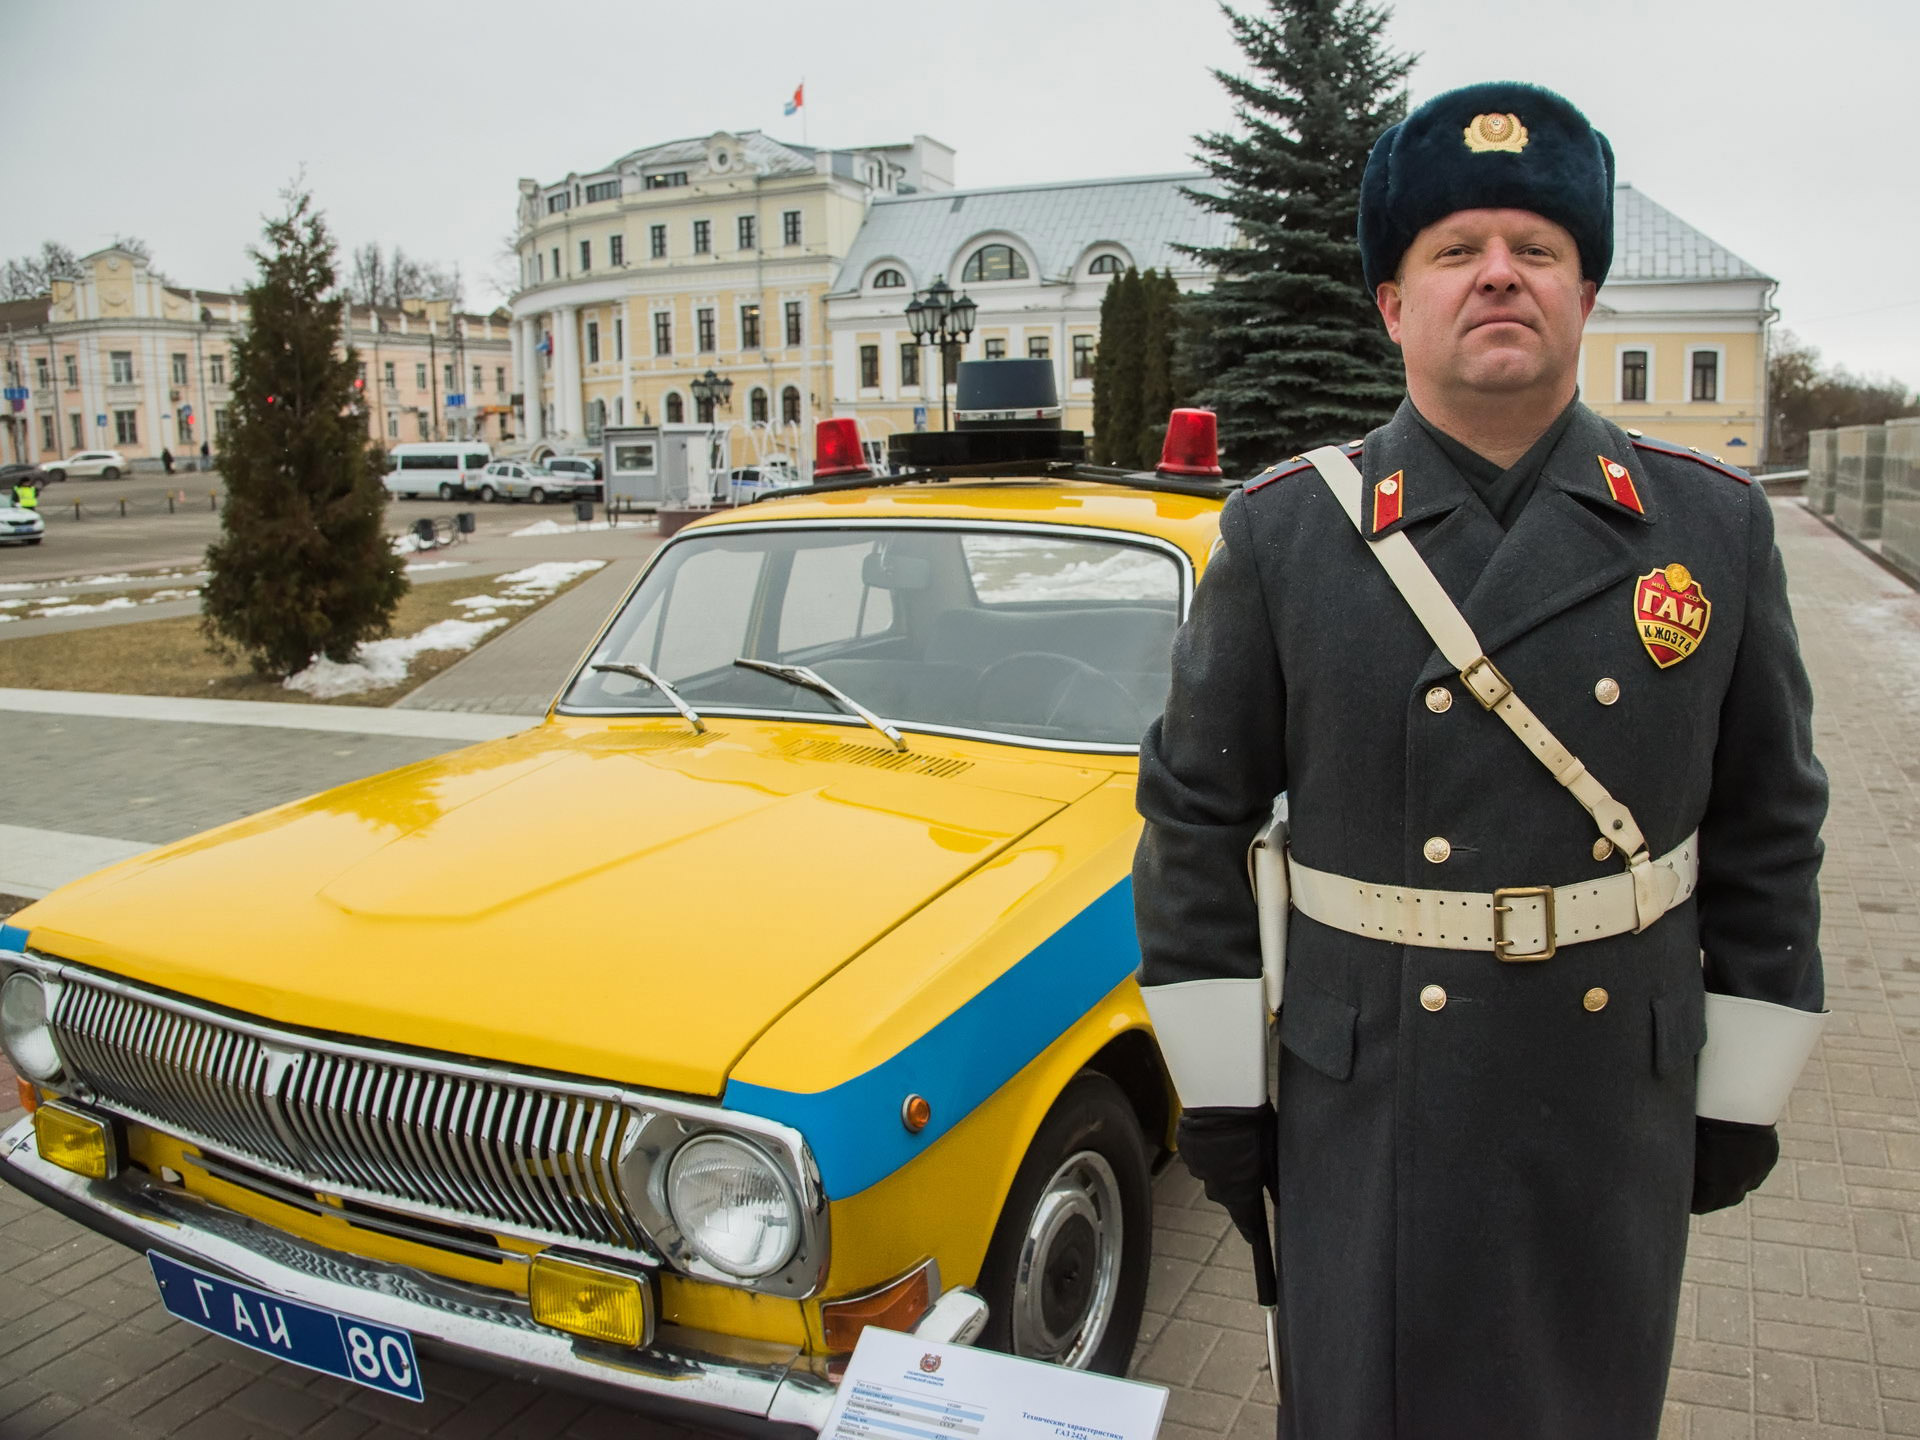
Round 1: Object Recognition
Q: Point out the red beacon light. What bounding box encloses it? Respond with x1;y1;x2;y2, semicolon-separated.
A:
813;416;872;480
1156;407;1222;478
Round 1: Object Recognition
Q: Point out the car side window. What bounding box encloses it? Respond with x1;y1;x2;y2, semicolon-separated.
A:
777;537;894;655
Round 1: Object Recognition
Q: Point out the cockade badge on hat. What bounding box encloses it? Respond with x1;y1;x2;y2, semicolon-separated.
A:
1634;562;1710;668
1463;112;1529;154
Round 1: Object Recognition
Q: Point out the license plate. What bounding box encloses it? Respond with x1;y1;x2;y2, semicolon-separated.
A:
148;1252;425;1401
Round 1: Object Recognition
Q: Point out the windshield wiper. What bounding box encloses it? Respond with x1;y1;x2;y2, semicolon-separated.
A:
733;658;907;751
590;661;706;733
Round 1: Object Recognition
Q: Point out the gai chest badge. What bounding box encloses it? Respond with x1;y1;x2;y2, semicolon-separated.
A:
1634;563;1710;668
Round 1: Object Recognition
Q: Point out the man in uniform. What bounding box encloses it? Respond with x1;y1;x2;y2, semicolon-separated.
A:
1135;81;1827;1438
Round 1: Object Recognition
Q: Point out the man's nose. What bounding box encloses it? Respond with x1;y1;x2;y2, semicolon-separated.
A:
1477;241;1522;291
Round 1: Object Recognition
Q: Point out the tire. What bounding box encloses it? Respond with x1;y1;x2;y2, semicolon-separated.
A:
45;470;64;484
975;1072;1151;1375
101;466;119;480
478;485;497;504
529;487;546;505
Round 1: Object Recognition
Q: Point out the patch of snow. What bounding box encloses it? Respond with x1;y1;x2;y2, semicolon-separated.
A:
391;533;436;554
406;560;467;572
282;617;508;699
496;560;604;590
963;536;1177;603
0;598;25;608
508;518;618;537
142;588;199;603
31;596;139;618
70;572;136;586
0;582;35;593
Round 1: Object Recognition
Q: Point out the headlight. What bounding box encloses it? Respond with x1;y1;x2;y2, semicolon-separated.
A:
0;972;62;1083
666;1133;801;1279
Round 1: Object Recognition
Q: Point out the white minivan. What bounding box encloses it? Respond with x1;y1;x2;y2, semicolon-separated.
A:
382;443;492;500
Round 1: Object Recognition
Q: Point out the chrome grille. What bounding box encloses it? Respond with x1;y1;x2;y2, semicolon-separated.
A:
52;978;641;1252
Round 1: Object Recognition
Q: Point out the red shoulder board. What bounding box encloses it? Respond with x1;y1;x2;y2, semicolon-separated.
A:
1244;440;1362;494
1630;437;1751;485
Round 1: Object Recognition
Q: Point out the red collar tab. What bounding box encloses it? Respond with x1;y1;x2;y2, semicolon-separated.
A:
1598;455;1643;514
1372;470;1405;531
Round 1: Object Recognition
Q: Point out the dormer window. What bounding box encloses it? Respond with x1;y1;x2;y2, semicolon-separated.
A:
962;245;1029;282
545;192;571;214
873;268;906;289
585;180;619;203
1089;254;1124;275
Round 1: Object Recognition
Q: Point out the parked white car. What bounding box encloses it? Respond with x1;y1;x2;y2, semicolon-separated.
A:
541;455;602;494
0;500;45;545
473;459;585;504
45;450;127;481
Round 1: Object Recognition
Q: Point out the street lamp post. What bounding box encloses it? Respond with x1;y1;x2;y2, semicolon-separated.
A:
688;368;734;504
904;277;976;431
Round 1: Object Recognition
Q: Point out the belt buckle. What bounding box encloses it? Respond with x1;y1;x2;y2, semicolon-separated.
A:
1491;885;1555;961
1459;656;1513;710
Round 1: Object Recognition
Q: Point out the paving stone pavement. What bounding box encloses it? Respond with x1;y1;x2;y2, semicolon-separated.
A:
0;498;1913;1437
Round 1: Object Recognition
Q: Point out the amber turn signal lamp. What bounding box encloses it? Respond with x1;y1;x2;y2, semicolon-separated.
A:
813;417;871;479
900;1094;932;1133
821;1259;937;1352
1157;407;1224;478
528;1253;648;1348
16;1077;39;1113
33;1102;116;1181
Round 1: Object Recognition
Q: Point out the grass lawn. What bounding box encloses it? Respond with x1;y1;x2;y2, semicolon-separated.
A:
0;571;597;707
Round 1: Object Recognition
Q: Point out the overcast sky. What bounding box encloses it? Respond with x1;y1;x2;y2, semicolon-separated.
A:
4;0;1913;388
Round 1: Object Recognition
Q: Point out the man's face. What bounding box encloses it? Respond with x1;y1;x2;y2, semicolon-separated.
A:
1376;209;1596;400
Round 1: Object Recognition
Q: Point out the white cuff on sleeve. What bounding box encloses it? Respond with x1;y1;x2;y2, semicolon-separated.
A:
1697;992;1828;1125
1141;977;1268;1110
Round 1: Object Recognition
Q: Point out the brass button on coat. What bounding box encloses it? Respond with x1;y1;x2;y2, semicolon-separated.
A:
1592;838;1613;861
1583;987;1609;1012
1425;686;1452;714
1594;677;1621;706
1420;984;1447;1012
1423;836;1451;864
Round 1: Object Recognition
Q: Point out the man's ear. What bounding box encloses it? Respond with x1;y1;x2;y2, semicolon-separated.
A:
1376;281;1404;345
1579;278;1597;322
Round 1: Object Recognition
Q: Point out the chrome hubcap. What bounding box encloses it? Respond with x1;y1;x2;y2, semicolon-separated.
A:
1009;1149;1122;1367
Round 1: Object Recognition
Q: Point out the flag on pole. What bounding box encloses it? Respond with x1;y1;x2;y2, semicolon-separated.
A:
784;81;804;116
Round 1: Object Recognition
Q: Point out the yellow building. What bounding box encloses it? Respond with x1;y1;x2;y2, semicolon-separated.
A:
508;129;953;467
0;247;512;469
1581;185;1776;463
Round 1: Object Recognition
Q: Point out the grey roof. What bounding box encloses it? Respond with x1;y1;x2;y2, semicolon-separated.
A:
1610;184;1770;283
599;131;815;181
831;173;1229;292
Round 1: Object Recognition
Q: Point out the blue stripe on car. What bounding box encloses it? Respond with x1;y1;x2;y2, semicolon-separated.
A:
722;878;1140;1199
0;924;27;953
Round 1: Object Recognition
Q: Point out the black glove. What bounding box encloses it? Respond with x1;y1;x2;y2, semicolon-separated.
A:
1691;1117;1780;1214
1176;1104;1277;1245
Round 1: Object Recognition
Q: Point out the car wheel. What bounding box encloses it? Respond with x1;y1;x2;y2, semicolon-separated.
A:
975;1072;1151;1375
101;466;120;480
438;483;456;501
45;470;64;483
478;485;497;504
529;486;546;505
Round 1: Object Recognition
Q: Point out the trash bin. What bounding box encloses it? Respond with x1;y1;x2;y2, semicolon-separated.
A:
455;511;477;535
573;499;594;523
412;517;436;545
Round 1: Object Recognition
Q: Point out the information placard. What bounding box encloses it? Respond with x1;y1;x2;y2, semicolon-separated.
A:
820;1326;1167;1440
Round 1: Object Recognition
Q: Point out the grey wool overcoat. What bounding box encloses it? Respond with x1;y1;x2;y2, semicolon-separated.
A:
1134;400;1827;1439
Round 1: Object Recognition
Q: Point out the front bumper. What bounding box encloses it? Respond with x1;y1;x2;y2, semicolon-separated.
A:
0;1117;986;1433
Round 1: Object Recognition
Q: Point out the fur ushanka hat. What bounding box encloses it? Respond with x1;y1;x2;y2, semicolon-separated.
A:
1358;81;1616;293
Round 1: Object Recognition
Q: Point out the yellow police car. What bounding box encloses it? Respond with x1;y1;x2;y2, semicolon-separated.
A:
0;365;1232;1430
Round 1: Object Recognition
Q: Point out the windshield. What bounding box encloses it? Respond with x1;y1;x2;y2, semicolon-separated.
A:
561;524;1184;747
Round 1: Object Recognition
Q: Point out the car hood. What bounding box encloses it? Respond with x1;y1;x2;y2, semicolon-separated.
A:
19;719;1108;1096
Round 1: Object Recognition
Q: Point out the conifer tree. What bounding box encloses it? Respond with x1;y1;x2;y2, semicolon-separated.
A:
1091;267;1145;466
1134;270;1184;467
203;190;407;677
1181;0;1413;469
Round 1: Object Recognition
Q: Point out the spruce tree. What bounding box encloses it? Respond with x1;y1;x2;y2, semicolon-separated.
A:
1092;268;1146;467
1181;0;1413;470
203;191;407;677
1134;270;1184;467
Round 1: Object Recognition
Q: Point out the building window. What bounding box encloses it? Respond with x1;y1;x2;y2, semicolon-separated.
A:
696;393;716;425
551;247;561;277
110;351;134;384
738;215;756;250
64;354;78;386
387;413;398;439
418;414;430;440
114;409;137;444
692;220;712;254
212;408;227;439
860;345;880;389
645;171;688;189
740;304;761;350
40;414;54;452
962;245;1029;282
35;356;49;387
782;210;802;246
535;251;544;282
610;234;624;266
650;224;667;259
444;364;455;392
873;268;905;289
1028;335;1051;360
496;366;506;393
613;320;624;361
615;397;624;424
580;239;592;272
1690;350;1720;402
587;321;600;363
546;192;570;214
208;354;225;384
1072;334;1095;380
1621;349;1648;402
781;385;801;425
69;413;83;448
384;361;395;387
1089;254;1124;275
654;312;672;356
665;391;684;423
171;353;189;385
416;363;428;390
585;179;619;203
900;343;920;387
984;338;1006;360
472;364;483;394
750;387;768;424
784;300;803;347
697;308;716;352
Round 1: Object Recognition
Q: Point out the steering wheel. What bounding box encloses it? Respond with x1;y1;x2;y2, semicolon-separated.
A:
975;652;1138;730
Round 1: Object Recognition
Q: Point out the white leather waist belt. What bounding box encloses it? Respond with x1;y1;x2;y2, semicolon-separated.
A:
1287;833;1699;960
